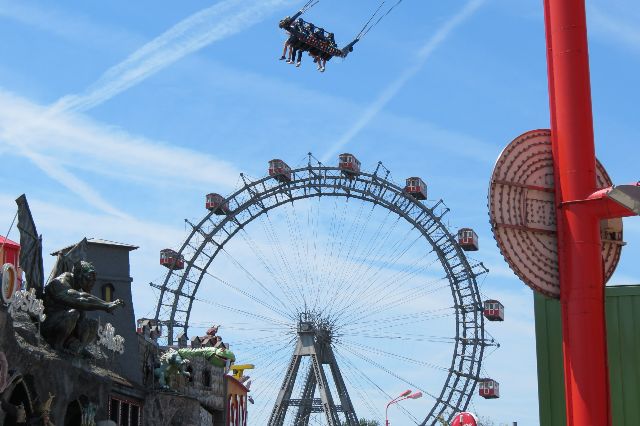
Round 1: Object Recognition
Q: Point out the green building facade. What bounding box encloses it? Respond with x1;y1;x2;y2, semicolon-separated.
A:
535;285;640;425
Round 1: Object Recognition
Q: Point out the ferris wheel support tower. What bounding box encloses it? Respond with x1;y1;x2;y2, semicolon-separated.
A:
268;313;359;426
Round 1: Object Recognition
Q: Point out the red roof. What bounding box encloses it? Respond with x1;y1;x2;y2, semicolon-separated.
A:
0;237;20;249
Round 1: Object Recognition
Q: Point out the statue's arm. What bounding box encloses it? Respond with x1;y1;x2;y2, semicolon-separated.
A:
66;289;124;312
48;281;122;312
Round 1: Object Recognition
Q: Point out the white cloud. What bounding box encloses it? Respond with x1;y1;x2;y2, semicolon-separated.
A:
0;0;294;216
0;0;134;49
0;89;241;211
52;0;296;113
321;0;487;163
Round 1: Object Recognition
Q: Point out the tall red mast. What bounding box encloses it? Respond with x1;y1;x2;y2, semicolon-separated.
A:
542;1;634;424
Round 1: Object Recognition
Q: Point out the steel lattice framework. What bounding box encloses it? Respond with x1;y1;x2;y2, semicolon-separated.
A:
154;159;491;424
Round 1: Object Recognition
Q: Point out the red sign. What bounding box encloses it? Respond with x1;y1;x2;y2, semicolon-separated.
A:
488;129;623;298
451;412;478;426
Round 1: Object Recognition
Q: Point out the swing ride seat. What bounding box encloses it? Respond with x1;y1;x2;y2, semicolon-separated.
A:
280;18;351;60
277;0;403;64
291;29;345;59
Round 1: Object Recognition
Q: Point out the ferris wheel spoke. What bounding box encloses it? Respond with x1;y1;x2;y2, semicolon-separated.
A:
310;195;343;303
260;212;306;307
236;339;293;380
325;200;373;291
289;201;320;312
337;214;405;297
347;306;454;328
330;226;421;320
350;232;424;303
315;195;353;310
238;229;303;314
333;206;395;296
188;326;292;342
307;195;339;313
355;221;418;286
338;358;384;421
193;294;290;327
338;331;456;344
219;248;297;318
334;348;421;425
224;331;295;347
250;213;300;305
308;197;324;313
344;313;456;336
189;322;292;334
202;270;293;320
342;268;447;324
252;351;298;419
234;337;296;368
249;354;293;422
337;340;449;372
338;344;442;403
331;252;442;324
363;248;440;301
290;200;318;306
320;202;377;317
328;207;396;304
341;278;447;327
340;274;451;327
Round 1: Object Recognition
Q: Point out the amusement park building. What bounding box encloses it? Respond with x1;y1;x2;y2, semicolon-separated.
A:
535;286;640;426
0;237;249;426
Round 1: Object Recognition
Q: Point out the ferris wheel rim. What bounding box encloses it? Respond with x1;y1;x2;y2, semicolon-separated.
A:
153;161;488;424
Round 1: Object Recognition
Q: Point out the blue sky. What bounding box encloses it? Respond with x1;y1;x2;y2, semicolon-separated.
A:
0;0;638;424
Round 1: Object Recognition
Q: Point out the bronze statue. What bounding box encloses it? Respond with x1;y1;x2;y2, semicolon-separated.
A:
41;261;124;354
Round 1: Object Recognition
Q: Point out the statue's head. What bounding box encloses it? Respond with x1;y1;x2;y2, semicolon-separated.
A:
72;261;96;292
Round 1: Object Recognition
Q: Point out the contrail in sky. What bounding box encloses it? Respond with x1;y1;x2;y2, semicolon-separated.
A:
53;0;294;113
321;0;486;163
7;0;292;216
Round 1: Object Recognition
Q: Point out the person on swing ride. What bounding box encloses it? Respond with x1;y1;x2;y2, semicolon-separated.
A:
327;32;337;47
280;18;305;66
280;32;293;61
279;16;291;60
312;27;327;72
289;37;304;67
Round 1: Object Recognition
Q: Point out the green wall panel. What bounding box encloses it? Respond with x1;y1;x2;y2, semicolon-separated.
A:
535;285;640;426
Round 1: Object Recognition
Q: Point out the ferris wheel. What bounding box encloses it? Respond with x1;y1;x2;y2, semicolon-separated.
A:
153;153;500;425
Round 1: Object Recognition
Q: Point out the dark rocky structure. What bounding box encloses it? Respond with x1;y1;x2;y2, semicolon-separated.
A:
0;237;242;426
51;239;141;384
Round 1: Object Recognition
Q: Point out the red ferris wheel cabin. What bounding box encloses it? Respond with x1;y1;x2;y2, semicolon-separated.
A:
404;177;427;200
483;299;504;321
268;159;292;183
160;249;184;270
479;379;500;399
338;153;361;177
205;193;230;215
457;228;479;251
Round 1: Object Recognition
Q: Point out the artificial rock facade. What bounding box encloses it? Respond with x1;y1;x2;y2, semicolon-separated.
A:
0;238;235;426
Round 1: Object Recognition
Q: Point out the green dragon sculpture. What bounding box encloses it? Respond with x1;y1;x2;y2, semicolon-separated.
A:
177;347;235;368
154;349;191;389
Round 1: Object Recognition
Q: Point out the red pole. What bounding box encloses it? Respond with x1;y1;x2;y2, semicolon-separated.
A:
542;0;612;425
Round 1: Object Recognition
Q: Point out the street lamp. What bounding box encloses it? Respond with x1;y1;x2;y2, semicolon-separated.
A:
385;390;423;425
